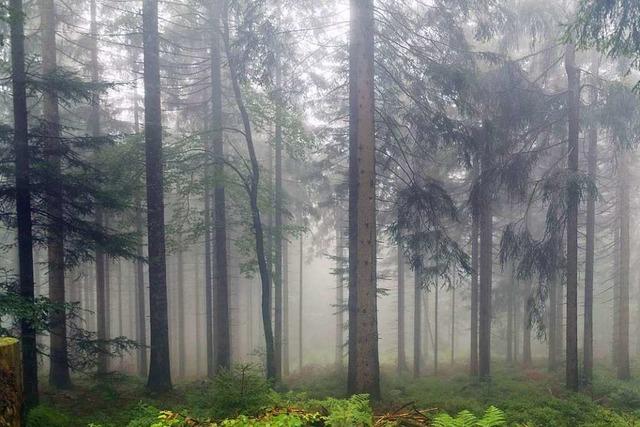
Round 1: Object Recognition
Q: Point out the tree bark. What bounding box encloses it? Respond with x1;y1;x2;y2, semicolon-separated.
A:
470;201;479;376
210;0;230;375
9;0;38;405
397;245;406;374
347;0;380;399
134;201;148;376
142;0;172;392
282;228;290;376
40;0;72;389
507;278;514;365
177;242;186;378
434;281;439;374
522;281;532;367
564;43;580;391
450;288;455;365
336;217;345;372
0;338;22;426
617;154;630;380
413;269;421;376
478;150;493;381
298;234;303;371
583;85;598;384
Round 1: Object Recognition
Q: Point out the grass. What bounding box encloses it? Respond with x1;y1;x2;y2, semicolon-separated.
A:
34;362;640;426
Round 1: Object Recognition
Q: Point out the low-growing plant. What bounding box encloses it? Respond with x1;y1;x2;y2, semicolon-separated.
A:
433;406;506;427
26;405;70;427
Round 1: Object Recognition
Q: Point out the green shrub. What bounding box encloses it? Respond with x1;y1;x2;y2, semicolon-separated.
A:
26;405;70;427
186;365;276;419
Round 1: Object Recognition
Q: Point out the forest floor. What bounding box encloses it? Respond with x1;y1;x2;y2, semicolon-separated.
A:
33;362;640;426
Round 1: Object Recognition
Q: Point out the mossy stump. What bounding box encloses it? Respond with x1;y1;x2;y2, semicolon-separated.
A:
0;337;22;427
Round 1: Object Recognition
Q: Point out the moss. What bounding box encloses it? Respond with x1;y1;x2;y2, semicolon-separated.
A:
0;337;18;347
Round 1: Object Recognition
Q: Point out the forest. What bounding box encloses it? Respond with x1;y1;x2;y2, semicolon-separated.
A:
2;0;640;425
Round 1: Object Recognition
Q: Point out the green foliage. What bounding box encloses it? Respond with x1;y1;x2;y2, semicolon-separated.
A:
433;406;506;427
185;365;276;419
26;405;70;427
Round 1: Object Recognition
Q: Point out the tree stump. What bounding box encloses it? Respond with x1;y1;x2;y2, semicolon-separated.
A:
0;337;22;427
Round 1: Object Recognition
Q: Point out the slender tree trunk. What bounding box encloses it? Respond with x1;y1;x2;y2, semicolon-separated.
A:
470;202;479;376
283;230;289;376
564;43;580;391
336;218;345;372
617;154;630;380
397;245;406;373
210;0;230;374
347;0;380;399
223;6;275;380
298;234;303;371
143;0;172;392
177;243;186;378
413;269;421;376
584;85;598;384
40;0;71;389
204;166;214;377
478;150;493;381
134;202;148;376
434;281;439;374
507;278;514;365
10;0;39;406
450;288;455;365
523;281;532;367
273;25;285;384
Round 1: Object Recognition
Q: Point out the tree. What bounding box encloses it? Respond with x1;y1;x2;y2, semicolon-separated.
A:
40;0;72;389
347;0;380;399
564;43;580;392
10;0;39;407
210;0;230;375
142;0;172;392
397;243;407;374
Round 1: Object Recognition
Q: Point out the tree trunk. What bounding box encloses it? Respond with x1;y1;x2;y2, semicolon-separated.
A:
434;281;439;374
336;218;345;372
450;288;455;365
142;0;172;392
413;269;421;376
478;151;493;381
10;0;38;407
347;0;380;400
0;338;22;426
507;278;514;365
177;243;186;378
40;0;71;389
397;245;406;374
564;43;580;391
617;154;630;380
584;87;597;384
210;0;230;375
282;229;290;376
223;4;275;380
523;281;532;367
298;234;303;371
470;201;479;376
135;201;148;376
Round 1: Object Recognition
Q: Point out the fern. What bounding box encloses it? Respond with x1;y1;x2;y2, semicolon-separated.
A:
433;406;506;427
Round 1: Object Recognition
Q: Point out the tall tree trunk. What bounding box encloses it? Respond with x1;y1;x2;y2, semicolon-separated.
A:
283;230;290;376
548;279;557;371
40;0;71;389
336;217;345;372
298;234;303;371
273;23;284;384
434;281;439;374
413;269;421;376
135;201;148;376
507;278;514;365
522;281;532;367
617;154;630;380
564;43;580;391
470;201;479;376
478;144;493;380
397;245;406;373
194;247;202;374
450;288;455;365
584;81;598;384
142;0;172;392
223;4;275;380
10;0;39;406
177;243;186;378
210;0;230;374
347;0;380;399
